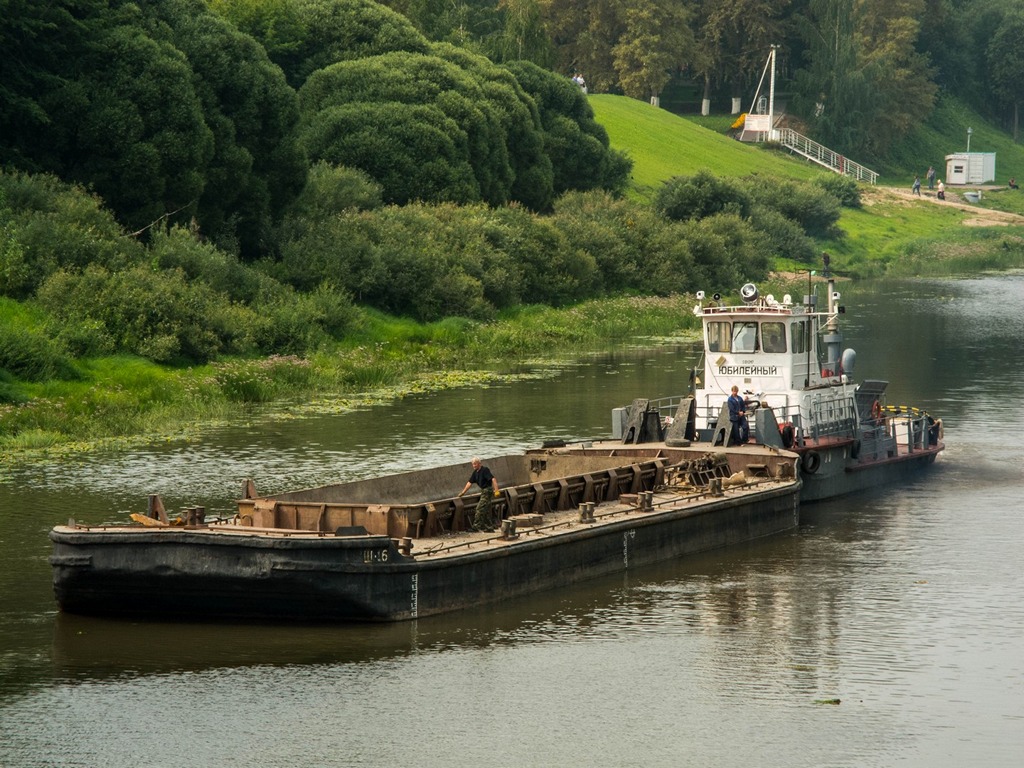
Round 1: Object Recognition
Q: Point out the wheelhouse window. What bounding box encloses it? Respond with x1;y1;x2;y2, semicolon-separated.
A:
790;320;810;354
732;322;759;353
707;322;731;352
762;322;787;353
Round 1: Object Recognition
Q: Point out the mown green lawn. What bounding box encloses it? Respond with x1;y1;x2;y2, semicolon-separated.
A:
591;94;1024;277
589;94;824;197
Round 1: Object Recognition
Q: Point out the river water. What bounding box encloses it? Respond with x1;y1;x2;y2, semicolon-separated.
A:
1;276;1022;767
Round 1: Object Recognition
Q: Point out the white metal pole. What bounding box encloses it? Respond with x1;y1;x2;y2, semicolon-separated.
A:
768;46;776;140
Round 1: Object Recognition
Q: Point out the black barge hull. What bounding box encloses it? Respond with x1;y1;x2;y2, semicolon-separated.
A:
51;475;800;623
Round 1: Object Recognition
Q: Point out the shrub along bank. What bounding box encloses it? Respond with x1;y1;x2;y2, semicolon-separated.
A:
7;100;1024;457
0;295;699;457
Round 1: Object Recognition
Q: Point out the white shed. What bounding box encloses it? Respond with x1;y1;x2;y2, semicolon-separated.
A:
945;152;996;185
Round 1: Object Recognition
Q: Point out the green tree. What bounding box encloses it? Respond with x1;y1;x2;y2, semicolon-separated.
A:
694;0;789;113
213;0;430;88
299;47;556;210
655;170;752;222
916;0;974;96
1;2;215;232
490;0;552;64
505;60;631;195
434;43;554;210
792;0;935;157
542;0;623;93
792;0;879;156
987;11;1024;141
37;264;234;363
551;191;683;294
0;0;101;170
299;52;505;205
612;0;694;102
0;171;143;300
207;0;308;64
301;100;483;205
140;0;307;257
855;0;936;156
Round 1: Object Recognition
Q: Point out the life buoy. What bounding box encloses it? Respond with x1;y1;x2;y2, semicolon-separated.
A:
803;450;821;474
870;400;882;421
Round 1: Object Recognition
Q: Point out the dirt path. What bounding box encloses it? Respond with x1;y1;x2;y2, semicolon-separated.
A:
875;186;1024;227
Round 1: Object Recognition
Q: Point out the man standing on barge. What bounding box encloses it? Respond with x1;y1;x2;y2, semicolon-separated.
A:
458;457;500;531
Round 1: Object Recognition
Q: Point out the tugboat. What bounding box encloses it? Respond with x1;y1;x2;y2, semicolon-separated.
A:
600;255;944;501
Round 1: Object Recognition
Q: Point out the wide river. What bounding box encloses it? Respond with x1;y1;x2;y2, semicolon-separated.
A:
1;276;1022;767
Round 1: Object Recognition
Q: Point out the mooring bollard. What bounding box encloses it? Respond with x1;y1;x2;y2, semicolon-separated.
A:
579;502;596;523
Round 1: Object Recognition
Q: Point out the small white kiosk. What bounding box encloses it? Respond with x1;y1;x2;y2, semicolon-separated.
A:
945;152;996;185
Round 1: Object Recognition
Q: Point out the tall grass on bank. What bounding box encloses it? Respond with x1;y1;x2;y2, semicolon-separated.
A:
894;230;1024;275
0;295;698;458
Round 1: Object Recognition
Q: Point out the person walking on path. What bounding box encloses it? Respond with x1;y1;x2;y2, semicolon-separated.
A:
927;166;936;189
937;179;945;200
458;457;500;531
912;175;921;195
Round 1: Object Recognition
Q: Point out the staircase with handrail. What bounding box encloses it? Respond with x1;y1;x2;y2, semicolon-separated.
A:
740;48;877;184
777;127;878;184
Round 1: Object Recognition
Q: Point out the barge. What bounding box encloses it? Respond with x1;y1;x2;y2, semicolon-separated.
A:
50;450;800;622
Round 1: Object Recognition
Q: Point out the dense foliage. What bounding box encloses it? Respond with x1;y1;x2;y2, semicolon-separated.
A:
0;0;1017;401
2;157;854;380
379;0;1020;159
1;0;629;255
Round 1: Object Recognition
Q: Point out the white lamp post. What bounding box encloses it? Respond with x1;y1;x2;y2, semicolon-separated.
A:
967;127;973;152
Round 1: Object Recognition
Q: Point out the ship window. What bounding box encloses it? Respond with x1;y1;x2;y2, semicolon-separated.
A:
762;322;786;353
790;321;809;353
707;322;731;352
732;322;758;353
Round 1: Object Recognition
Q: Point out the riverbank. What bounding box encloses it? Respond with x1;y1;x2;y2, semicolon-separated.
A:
0;294;703;461
5;254;1020;463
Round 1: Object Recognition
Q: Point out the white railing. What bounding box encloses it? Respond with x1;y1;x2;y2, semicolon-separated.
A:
778;128;879;184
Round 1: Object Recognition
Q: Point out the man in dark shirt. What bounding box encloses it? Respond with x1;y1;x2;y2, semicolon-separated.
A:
727;385;749;445
458;457;500;531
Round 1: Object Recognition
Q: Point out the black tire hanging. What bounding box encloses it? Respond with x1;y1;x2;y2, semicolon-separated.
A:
803;450;821;474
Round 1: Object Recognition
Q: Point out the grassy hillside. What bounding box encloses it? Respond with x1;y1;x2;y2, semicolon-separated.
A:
590;93;1024;277
589;94;826;199
881;95;1024;185
592;92;1024;193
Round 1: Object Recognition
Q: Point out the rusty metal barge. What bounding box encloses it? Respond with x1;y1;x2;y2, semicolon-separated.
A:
50;450;800;623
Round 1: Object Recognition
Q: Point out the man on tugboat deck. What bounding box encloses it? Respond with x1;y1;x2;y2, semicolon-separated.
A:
728;385;749;445
458;457;500;531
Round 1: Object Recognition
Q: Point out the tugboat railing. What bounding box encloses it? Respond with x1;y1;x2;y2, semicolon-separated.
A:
622;392;938;455
638;391;859;447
